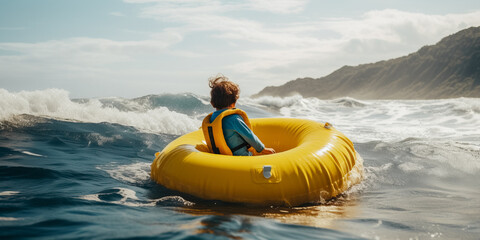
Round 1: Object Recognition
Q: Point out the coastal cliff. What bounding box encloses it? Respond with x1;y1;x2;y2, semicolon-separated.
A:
254;26;480;99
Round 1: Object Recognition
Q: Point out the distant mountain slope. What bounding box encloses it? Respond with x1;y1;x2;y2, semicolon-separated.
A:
254;26;480;99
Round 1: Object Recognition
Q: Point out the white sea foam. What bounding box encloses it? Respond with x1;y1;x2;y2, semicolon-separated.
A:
0;217;20;221
398;162;424;172
0;191;22;221
342;153;366;194
0;191;20;196
79;187;194;207
155;196;195;207
21;151;43;157
248;96;480;143
79;187;154;207
242;95;304;109
408;140;480;175
0;88;199;135
93;162;197;207
361;163;396;186
86;133;123;147
99;162;151;185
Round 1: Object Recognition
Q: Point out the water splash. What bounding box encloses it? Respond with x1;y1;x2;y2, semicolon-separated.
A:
0;88;199;135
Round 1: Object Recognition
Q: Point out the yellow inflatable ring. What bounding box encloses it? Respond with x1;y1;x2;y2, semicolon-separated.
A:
151;118;363;206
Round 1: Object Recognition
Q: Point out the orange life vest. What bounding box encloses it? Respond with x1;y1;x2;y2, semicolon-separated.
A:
201;108;252;155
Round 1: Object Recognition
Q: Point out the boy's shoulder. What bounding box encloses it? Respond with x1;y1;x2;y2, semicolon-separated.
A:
223;113;243;121
223;114;246;127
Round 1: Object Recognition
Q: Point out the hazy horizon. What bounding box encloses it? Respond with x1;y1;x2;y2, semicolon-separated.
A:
1;0;480;98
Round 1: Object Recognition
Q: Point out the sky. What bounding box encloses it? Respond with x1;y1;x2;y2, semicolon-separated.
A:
1;0;480;98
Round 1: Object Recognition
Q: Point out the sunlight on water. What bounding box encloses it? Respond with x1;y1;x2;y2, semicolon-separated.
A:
1;89;479;239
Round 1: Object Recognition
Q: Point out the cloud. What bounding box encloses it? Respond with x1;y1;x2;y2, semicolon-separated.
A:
0;35;188;97
124;0;308;14
325;9;480;44
127;1;480;70
245;0;308;14
2;0;480;97
0;36;182;66
128;0;316;48
222;9;480;85
110;12;125;17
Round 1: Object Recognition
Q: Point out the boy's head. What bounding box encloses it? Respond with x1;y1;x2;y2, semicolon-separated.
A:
209;74;240;110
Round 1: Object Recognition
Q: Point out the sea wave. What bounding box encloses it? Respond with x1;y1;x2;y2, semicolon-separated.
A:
0;88;200;135
1;89;479;239
249;95;480;143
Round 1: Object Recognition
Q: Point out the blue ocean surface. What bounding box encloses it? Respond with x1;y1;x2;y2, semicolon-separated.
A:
1;89;479;239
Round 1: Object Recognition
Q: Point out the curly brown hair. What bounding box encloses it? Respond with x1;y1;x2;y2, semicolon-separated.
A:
209;74;240;109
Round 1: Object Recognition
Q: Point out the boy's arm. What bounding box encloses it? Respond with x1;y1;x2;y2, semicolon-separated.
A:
231;116;265;153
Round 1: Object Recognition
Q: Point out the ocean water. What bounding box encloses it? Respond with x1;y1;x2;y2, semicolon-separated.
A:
1;88;479;239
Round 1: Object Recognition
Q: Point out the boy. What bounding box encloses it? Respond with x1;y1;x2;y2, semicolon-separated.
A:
202;75;275;156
